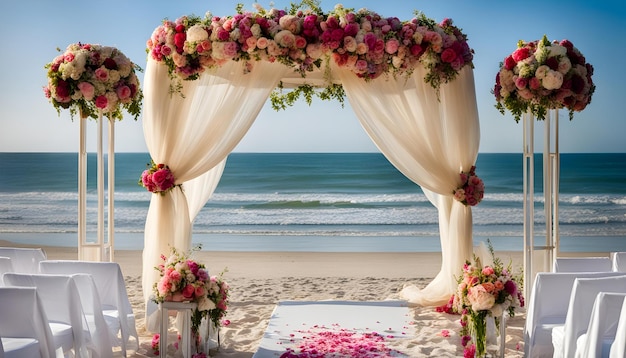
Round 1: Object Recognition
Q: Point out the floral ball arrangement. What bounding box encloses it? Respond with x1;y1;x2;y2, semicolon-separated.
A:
494;35;594;122
146;4;473;90
44;43;143;120
453;166;484;207
139;160;179;195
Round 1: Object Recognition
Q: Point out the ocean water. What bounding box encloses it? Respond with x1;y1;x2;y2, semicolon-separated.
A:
0;152;625;252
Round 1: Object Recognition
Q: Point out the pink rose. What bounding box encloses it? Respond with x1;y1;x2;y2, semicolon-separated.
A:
195;286;205;297
385;39;400;54
95;67;109;81
441;48;457;63
182;284;195;299
94;95;108;109
78;82;95;100
116;85;131;101
482;266;495;276
256;37;269;49
168;269;181;282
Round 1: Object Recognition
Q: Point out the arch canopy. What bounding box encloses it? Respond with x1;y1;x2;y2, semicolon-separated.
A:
141;4;481;330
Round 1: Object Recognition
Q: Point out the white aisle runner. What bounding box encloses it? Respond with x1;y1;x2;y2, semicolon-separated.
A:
253;300;413;357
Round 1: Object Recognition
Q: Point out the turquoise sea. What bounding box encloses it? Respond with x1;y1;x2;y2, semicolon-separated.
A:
0;152;625;252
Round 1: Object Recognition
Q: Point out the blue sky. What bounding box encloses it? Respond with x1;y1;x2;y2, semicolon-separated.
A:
1;0;624;153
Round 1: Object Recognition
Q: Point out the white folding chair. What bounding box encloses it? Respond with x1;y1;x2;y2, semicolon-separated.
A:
3;273;91;358
610;297;626;357
70;273;114;358
553;256;612;273
0;257;13;285
525;271;625;358
39;260;138;356
613;252;626;272
552;275;626;358
0;247;46;274
576;292;626;358
0;286;56;358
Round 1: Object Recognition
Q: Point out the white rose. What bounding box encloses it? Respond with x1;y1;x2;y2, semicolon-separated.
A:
535;65;550;79
557;57;572;74
187;24;209;43
467;285;495;311
250;24;261;38
490;303;503;317
549;44;567;58
542;70;564;90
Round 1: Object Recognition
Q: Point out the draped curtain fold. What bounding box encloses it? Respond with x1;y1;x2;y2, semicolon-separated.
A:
141;59;289;307
336;66;481;305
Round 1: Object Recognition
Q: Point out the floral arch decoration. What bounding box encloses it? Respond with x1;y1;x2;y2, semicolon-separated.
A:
140;2;483;321
147;3;474;106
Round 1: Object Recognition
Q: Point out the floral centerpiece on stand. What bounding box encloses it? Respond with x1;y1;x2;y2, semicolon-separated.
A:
44;42;143;120
493;35;594;122
437;241;524;357
152;246;230;356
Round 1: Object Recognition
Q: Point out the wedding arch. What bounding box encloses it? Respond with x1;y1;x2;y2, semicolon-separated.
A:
140;4;481;312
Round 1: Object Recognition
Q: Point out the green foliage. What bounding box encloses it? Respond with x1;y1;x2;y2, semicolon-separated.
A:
270;82;346;111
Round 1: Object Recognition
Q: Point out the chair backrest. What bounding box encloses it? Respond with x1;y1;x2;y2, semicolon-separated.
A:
0;257;13;285
613;252;626;273
525;271;626;358
3;273;89;357
0;247;46;274
553;257;612;273
0;286;56;358
39;260;136;354
70;273;113;358
579;292;626;358
561;275;626;358
610;297;626;358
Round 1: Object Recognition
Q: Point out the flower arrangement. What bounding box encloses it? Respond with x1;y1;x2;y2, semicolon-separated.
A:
494;35;595;122
139;160;179;195
43;43;143;120
146;3;473;97
206;270;230;330
153;246;230;353
437;241;524;357
151;333;160;355
453;166;484;207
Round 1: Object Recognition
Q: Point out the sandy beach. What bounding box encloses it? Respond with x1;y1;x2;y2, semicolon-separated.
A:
1;241;526;357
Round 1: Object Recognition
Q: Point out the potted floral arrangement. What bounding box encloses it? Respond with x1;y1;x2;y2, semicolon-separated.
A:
493;35;594;122
437;241;524;357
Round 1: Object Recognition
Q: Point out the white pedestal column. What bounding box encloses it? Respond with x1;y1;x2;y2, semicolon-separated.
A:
523;110;560;299
77;111;115;261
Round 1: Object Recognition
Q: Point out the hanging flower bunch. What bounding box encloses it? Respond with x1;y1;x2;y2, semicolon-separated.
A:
146;3;473;92
494;35;595;122
453;166;484;207
43;43;143;120
139;160;179;195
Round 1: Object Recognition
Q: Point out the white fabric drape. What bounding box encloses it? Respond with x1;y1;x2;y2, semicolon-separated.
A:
141;58;289;311
336;66;480;306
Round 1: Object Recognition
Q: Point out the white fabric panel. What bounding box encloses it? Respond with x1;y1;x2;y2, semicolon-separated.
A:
610;296;626;357
553;257;612;272
336;65;480;306
553;275;626;358
0;287;56;358
39;260;137;356
576;292;626;358
141;59;289;316
0;247;46;274
3;273;91;358
525;271;626;358
613;252;626;272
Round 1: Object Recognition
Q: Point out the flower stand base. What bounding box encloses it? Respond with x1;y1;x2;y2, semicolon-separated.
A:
160;301;198;358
